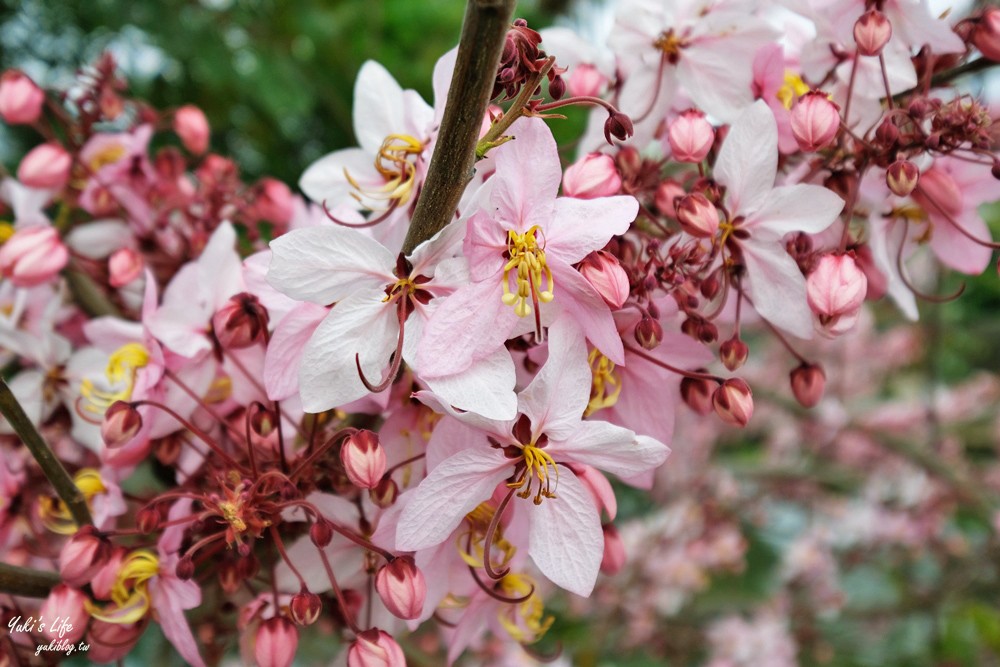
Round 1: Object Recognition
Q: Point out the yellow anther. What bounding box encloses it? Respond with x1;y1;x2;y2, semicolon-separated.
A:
345;133;424;210
497;573;554;644
0;222;14;244
79;342;151;415
777;71;810;110
382;277;416;303
219;500;247;533
85;550;159;625
501;226;554;319
585;348;623;417
654;30;686;60
89;144;127;172
39;468;108;534
508;443;559;504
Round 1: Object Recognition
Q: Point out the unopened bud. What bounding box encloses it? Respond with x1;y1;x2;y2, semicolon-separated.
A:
212;293;269;350
886;159;919;197
806;253;867;337
719;335;749;371
218;561;241;594
634;315;663;350
601;523;626;575
17;143;71;190
237;552;260;580
173;105;210;154
136;506;161;534
375;556;427;620
790;363;826;408
549;74;566;100
0;225;68;287
59;526;110;587
175;555;195;581
875;118;899;146
250;403;277;437
567;63;607;98
369;476;399;509
290;586;323;626
310;520;334;547
791;92;840;152
251;178;294;226
562;153;621;199
604;110;634;144
975;8;1000;62
0;71;44;125
101;401;143;448
255;617;299;667
675;193;720;238
654;180;685;217
341;430;386;489
39;585;87;643
580;251;629;309
347;628;407;667
108;247;144;288
666;110;715;163
712;378;754;427
680;374;714;416
853;10;892;57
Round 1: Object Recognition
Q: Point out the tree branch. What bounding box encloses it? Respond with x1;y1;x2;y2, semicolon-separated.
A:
400;0;516;255
0;379;92;527
0;562;60;598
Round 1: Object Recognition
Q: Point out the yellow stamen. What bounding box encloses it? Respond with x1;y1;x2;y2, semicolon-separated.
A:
0;222;14;244
79;342;151;415
382;277;416;303
653;30;686;60
777;71;810;110
457;502;517;569
508;443;559;505
501;226;554;319
38;468;108;534
585;348;623;417
497;573;554;644
85;549;159;625
345;134;424;210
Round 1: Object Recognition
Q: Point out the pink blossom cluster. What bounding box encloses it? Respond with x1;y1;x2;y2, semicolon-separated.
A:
0;1;998;665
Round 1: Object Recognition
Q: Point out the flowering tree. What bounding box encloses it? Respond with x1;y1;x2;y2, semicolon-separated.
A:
0;1;1000;665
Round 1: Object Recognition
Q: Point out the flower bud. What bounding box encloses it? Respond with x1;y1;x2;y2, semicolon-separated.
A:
806;253;867;336
17;143;71;190
911;165;962;217
675;193;720;238
712;378;753;427
39;585;87;643
791;92;840;152
59;526;110;587
255;617;298;667
0;225;68;287
654;180;685;216
0;70;44;125
173;105;210;154
108;247;144;288
875;117;899;146
886;159;919;196
567;63;607;98
719;335;749;372
580;251;629;309
251;178;294;225
974;8;1000;62
175;555;195;581
601;523;626;575
369;476;399;509
562;153;621;199
790;363;826;408
101;400;143;448
250;403;277;437
136;506;161;534
680;375;714;415
91;547;125;600
375;556;427;621
666;110;715;163
604;110;634;144
853;10;892;57
548;74;566;100
633;315;663;350
290;586;323;626
212;292;270;350
237;552;260;580
341;430;386;489
310;519;333;547
347;628;407;667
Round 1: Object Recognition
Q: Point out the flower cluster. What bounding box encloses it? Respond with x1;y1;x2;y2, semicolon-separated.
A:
0;1;998;665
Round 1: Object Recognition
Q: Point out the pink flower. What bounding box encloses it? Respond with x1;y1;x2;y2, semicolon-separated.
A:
17;143;71;190
340;430;387;489
173;105;210;154
347;628;406;667
374;556;427;620
854;10;893;57
39;585;88;643
666;110;715;163
255;617;298;667
806;253;867;336
579;251;630;309
562;153;621;199
0;71;44;124
790;92;840;152
0;225;68;287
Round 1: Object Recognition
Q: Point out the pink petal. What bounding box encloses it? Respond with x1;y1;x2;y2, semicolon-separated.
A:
549;420;669;478
490;118;560;229
714;100;777;214
551;259;624;364
517;318;591;441
545;195;638;265
740;240;815;340
745;184;844;239
264;303;328;401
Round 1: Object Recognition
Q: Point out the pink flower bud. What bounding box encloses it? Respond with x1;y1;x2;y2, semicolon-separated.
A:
91;547;125;600
341;430;386;489
681;375;715;416
634;315;663;350
567;63;607;98
39;584;87;643
791;92;840;152
719;335;749;372
252;178;294;225
806;253;867;336
886;159;919;196
655;180;685;217
17;143;71;190
790;363;826;408
87;620;144;664
310;520;333;547
173;105;210;154
347;629;406;667
579;251;629;309
59;526;110;587
975;8;1000;62
712;378;753;427
101;401;143;448
212;293;270;350
369;476;399;508
108;247;144;288
0;225;68;287
562;153;621;199
136;506;161;534
0;71;44;125
675;193;720;238
666;110;715;163
375;556;427;620
255;617;298;667
601;524;626;575
290;587;323;626
854;10;892;57
911;165;962;217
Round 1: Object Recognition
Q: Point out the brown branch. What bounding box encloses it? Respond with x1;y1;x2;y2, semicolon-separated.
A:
65;268;123;318
0;378;92;527
892;57;998;101
400;0;517;255
0;562;60;598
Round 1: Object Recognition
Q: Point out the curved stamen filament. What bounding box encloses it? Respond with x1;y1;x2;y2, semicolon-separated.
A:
508;444;559;505
344;134;424;211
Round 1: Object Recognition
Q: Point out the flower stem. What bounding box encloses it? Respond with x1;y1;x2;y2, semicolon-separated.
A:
400;0;517;255
0;562;60;598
